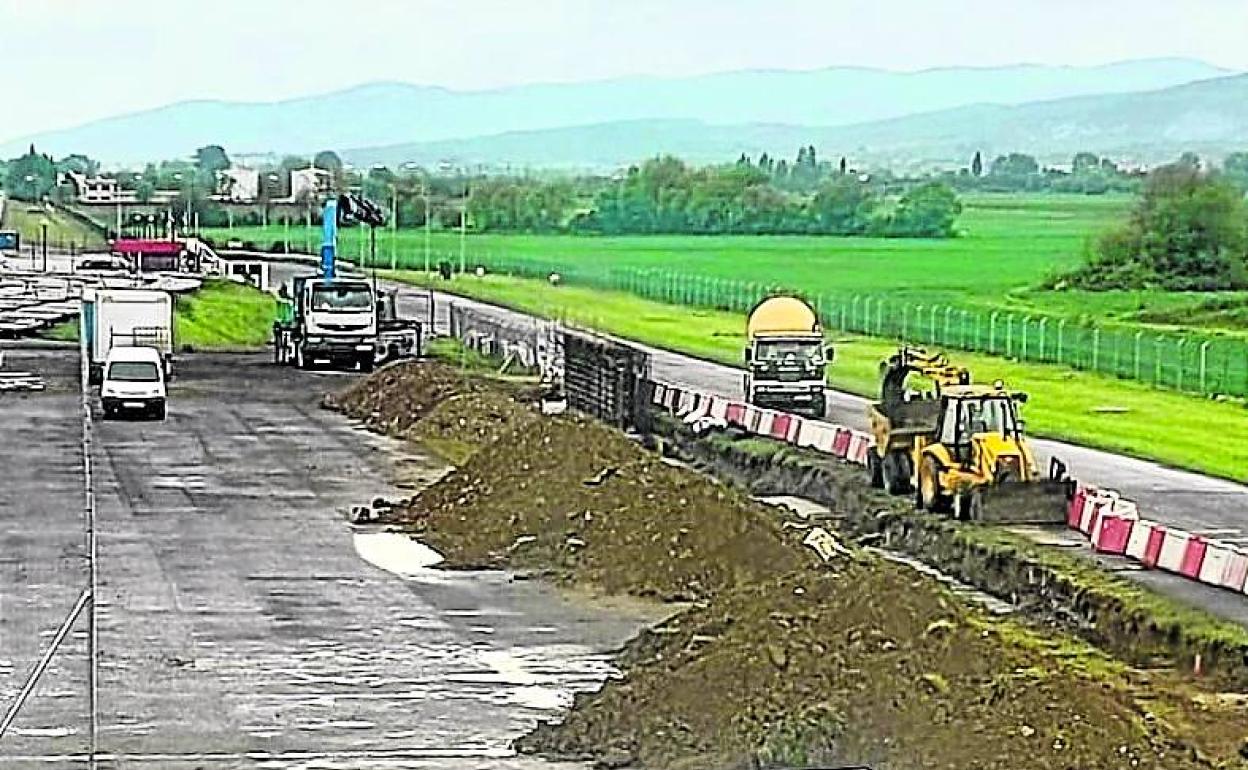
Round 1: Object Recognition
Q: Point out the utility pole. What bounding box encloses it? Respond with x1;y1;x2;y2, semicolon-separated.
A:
40;222;48;272
389;184;397;271
423;184;431;274
459;182;468;275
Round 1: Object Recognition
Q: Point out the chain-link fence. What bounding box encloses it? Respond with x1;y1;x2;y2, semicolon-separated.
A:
410;249;1248;400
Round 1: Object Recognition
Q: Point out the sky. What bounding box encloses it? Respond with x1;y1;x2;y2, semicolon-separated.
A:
2;0;1247;141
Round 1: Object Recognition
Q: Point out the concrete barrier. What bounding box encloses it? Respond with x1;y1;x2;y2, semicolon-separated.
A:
1091;513;1135;555
1156;529;1192;573
1198;541;1235;587
770;413;793;441
846;431;871;466
754;409;776;438
708;397;729;421
725;402;746;427
1067;485;1090;529
831;427;851;458
1125;521;1166;568
1178;537;1208;580
1221;547;1248;592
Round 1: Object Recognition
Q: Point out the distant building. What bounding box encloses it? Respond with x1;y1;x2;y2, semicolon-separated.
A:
289;167;332;202
60;171;125;203
217;166;260;202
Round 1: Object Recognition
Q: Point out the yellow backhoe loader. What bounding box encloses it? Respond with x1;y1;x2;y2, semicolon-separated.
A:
867;347;1072;523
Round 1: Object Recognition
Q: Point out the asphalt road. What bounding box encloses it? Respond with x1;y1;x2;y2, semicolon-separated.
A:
0;344;650;769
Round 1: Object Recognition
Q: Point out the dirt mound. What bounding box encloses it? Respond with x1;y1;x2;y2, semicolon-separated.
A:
335;362;1247;769
393;413;804;601
521;557;1232;770
325;361;476;435
412;390;542;465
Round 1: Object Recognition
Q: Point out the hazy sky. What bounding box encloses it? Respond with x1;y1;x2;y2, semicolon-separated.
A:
2;0;1247;140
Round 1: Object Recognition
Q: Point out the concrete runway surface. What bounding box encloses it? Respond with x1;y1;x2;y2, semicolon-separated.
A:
0;344;652;769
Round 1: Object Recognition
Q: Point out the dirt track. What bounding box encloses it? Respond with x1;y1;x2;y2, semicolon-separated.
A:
332;361;1248;770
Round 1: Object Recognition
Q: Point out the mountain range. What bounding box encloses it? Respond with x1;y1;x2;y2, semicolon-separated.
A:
0;57;1238;168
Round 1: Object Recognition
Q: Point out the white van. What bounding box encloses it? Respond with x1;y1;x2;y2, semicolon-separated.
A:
100;346;167;420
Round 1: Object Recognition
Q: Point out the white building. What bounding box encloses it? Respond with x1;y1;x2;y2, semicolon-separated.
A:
217;166;260;202
61;171;125;203
289;167;332;202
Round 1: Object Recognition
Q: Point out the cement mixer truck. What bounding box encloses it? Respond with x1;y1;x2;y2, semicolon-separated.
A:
743;296;832;418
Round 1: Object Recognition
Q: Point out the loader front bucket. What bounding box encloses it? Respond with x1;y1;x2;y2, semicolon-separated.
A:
970;479;1074;524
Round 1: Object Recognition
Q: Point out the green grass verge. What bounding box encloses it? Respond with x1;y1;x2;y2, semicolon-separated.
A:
45;279;277;351
204;193;1247;337
174;280;277;350
2;202;107;250
388;270;1248;481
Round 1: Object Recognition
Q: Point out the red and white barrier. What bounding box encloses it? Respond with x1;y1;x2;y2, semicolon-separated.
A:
649;378;1248;601
1125;520;1166;568
831;428;851;459
1156;529;1192;573
1198;541;1234;587
1178;536;1208;579
1091;513;1135;555
846;431;871;466
770;413;793;442
1221;547;1248;593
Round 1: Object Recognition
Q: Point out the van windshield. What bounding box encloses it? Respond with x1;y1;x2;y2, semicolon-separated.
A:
108;361;160;382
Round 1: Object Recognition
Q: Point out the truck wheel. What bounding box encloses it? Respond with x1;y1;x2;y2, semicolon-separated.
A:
809;395;826;420
358;354;375;373
882;451;913;495
867;451;884;489
919;456;952;514
151;399;166;421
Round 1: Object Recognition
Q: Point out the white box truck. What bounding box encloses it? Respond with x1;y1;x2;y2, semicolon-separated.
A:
81;288;174;384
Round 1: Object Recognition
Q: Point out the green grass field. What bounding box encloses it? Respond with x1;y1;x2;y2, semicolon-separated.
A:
203;193;1248;337
2;201;108;251
47;279;277;350
204;192;1248;399
386;270;1248;482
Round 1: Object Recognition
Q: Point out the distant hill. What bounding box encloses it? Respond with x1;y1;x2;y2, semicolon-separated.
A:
343;73;1248;170
0;58;1228;164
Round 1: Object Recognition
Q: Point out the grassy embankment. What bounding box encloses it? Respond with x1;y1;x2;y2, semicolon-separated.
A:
48;280;277;350
1;201;108;251
386;270;1248;482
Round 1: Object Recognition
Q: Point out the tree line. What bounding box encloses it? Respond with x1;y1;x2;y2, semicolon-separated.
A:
554;156;961;237
1065;154;1248;291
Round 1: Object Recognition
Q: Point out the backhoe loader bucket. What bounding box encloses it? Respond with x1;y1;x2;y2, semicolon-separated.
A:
965;459;1075;524
967;479;1074;524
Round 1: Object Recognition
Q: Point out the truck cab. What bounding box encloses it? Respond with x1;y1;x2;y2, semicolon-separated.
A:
100;346;167;420
744;296;831;418
279;277;378;370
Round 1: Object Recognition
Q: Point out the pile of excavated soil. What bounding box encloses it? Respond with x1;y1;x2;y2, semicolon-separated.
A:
330;363;1248;770
325;361;477;435
393;413;804;600
520;558;1236;770
326;361;541;462
411;390;542;465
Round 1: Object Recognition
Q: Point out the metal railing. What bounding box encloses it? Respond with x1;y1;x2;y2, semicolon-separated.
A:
411;250;1248;400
